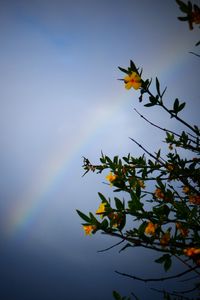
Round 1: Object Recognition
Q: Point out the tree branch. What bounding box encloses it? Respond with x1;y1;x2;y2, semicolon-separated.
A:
115;265;200;282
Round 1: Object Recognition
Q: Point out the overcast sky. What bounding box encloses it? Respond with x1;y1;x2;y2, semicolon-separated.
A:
0;0;199;299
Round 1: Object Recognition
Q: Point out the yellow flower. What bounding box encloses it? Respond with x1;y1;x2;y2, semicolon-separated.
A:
124;72;142;90
83;225;95;236
106;172;117;186
96;202;106;215
145;222;157;235
160;232;170;246
184;247;200;257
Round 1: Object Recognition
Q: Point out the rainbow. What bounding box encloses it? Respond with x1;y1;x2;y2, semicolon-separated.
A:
5;93;126;239
6;50;192;239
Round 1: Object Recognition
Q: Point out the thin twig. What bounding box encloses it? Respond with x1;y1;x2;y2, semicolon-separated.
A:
129;137;166;165
115;265;200;282
134;108;197;145
97;238;125;253
130;291;140;300
189;51;200;58
145;89;199;136
173;283;200;295
151;287;191;300
174;254;200;276
180;274;200;282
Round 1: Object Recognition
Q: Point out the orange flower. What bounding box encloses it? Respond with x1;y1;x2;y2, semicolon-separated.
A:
184;247;200;257
160;232;170;246
83;225;96;236
189;194;200;205
106;172;117;186
138;180;145;189
191;10;200;25
154;188;165;199
124;72;142;90
176;222;188;237
145;222;157;235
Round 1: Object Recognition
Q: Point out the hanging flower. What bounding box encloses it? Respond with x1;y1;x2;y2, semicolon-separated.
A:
124;72;142;90
145;222;157;235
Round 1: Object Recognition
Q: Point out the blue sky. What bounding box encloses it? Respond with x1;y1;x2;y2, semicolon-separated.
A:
0;0;199;299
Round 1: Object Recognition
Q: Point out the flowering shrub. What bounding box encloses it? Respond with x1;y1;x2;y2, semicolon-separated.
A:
77;1;200;299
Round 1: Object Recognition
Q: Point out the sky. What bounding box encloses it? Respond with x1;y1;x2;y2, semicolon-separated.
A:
0;0;200;299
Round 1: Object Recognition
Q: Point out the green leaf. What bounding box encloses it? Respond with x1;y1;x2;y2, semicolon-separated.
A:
176;0;189;13
164;256;172;271
155;254;169;264
177;102;186;112
118;66;129;74
101;219;108;230
128;192;143;211
98;192;107;203
149;95;158;104
153;204;170;218
161;86;167;97
113;290;122;300
130;60;137;71
156;178;165;190
115;197;124;210
118;213;126;231
173;98;179;113
144;102;156;107
135;185;141;198
89;212;99;225
155;77;160;96
138;221;147;235
114;155;119;164
76;210;91;222
155;254;172;271
178;16;189;21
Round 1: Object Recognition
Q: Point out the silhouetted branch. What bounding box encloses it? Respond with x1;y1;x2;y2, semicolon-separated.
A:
189;51;200;58
151;287;191;300
115;265;200;282
97;238;125;253
129;137;166;165
134;108;197;146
